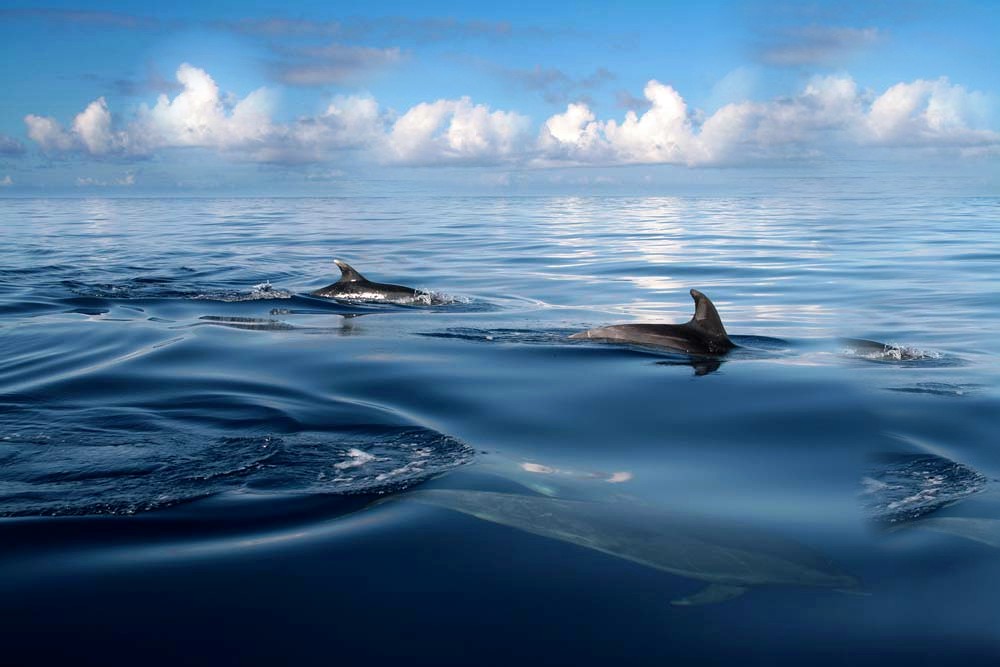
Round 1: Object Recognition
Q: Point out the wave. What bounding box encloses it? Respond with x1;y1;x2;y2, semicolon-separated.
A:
417;327;581;344
62;278;294;302
861;453;987;524
0;427;474;517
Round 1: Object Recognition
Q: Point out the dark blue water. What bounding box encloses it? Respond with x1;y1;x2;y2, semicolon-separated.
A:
2;195;999;664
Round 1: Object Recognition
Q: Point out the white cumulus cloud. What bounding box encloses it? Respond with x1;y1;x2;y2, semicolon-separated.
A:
21;64;999;168
130;63;278;154
387;97;530;165
22;63;529;166
537;75;999;166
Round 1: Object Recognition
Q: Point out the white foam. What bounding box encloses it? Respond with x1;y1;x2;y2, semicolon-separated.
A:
334;448;377;470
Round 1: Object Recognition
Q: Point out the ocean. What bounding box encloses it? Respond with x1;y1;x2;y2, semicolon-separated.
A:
1;194;999;664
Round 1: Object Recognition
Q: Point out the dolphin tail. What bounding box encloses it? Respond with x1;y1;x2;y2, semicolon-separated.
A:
687;289;729;338
671;583;748;606
334;259;367;284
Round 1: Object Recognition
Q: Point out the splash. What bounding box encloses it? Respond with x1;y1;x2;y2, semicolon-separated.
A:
840;338;943;363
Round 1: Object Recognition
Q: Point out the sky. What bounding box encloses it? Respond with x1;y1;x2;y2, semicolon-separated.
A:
0;0;998;195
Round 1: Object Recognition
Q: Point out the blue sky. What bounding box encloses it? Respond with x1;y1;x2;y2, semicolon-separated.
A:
0;0;998;194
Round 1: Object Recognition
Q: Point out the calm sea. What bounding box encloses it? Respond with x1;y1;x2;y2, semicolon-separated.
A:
1;195;999;664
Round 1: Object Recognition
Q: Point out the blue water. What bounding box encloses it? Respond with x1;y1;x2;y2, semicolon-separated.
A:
1;195;999;664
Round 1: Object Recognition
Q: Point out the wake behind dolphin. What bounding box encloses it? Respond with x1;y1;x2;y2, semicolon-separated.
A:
570;289;736;355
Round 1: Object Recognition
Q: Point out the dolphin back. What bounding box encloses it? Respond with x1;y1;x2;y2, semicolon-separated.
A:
569;289;735;355
312;259;422;301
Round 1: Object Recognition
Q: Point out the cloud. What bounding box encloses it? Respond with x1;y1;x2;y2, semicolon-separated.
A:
272;43;405;86
615;90;652;112
213;17;341;37
538;76;1000;166
757;26;881;67
25;114;77;153
25;65;278;158
1;10;574;47
0;134;26;156
386;97;530;165
0;8;161;29
337;16;514;43
866;78;995;146
111;67;184;96
23;63;530;166
221;16;516;42
76;172;136;187
22;64;999;168
495;64;616;104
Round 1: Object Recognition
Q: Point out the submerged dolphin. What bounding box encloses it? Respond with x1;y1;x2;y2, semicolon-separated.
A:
312;259;424;302
570;289;735;355
407;489;859;605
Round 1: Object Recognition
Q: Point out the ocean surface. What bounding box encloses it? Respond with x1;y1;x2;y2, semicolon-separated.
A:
1;194;999;664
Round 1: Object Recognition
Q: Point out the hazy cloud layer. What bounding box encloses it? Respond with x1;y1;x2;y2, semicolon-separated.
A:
757;26;881;66
271;43;405;86
0;9;519;42
23;64;999;168
497;65;615;104
0;134;26;156
0;8;163;29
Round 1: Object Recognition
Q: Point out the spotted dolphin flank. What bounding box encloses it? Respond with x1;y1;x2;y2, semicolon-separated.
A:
406;489;860;605
570;289;735;355
312;259;424;303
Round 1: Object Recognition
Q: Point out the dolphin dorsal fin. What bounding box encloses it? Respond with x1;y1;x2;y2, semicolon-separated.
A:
688;289;728;337
334;259;367;284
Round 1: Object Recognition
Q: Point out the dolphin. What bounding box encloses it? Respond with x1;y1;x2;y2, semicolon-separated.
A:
407;488;860;605
570;289;735;356
312;259;424;303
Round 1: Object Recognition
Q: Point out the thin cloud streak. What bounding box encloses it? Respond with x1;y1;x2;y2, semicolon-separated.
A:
270;43;406;86
756;25;882;67
494;64;616;104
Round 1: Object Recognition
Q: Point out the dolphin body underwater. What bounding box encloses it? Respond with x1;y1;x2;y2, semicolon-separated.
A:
570;289;735;355
406;488;860;605
312;259;424;302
